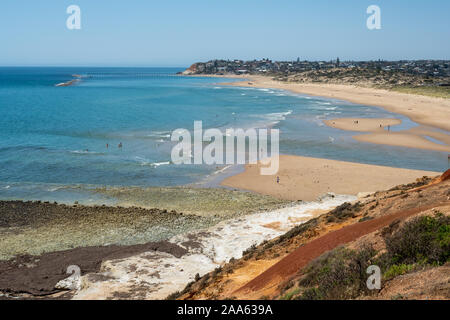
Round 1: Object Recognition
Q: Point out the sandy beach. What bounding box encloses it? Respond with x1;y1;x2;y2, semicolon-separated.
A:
324;118;402;132
323;117;450;152
221;155;441;201
219;75;450;152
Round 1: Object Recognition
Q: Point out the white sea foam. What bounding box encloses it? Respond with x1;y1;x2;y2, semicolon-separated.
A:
48;186;65;192
73;194;356;299
211;165;233;175
242;110;293;128
234;86;254;91
70;150;104;155
135;156;170;167
146;131;171;139
152;161;170;167
259;110;292;121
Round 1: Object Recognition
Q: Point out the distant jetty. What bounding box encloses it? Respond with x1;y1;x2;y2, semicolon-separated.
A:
55;79;80;87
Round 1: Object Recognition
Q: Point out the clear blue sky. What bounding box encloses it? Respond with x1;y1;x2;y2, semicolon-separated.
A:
1;0;449;66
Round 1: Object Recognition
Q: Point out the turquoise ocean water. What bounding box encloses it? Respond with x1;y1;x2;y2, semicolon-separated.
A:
0;67;447;204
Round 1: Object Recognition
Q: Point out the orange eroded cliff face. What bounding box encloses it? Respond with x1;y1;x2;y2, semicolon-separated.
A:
177;171;450;300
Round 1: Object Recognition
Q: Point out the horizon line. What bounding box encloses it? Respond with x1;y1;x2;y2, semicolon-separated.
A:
2;57;450;69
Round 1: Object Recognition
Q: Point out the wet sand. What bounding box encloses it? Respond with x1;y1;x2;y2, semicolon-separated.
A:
324;118;402;132
221;155;441;201
323;117;450;152
353;132;450;152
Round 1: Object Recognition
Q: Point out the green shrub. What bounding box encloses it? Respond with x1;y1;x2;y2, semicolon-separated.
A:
165;291;181;300
359;216;374;223
279;280;294;293
277;218;318;242
298;245;376;300
327;202;362;222
279;288;300;300
383;213;449;265
288;213;449;300
297;287;323;300
383;264;415;279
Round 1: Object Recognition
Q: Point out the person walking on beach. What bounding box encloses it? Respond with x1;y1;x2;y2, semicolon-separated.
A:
276;176;280;184
387;125;391;132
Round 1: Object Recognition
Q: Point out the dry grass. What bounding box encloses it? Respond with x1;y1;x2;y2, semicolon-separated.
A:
390;85;450;99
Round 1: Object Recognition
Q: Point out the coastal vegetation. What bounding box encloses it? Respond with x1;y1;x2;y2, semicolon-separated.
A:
390;85;450;99
280;212;449;300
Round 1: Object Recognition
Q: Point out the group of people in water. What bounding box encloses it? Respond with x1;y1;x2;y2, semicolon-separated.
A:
105;142;123;150
83;142;122;153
